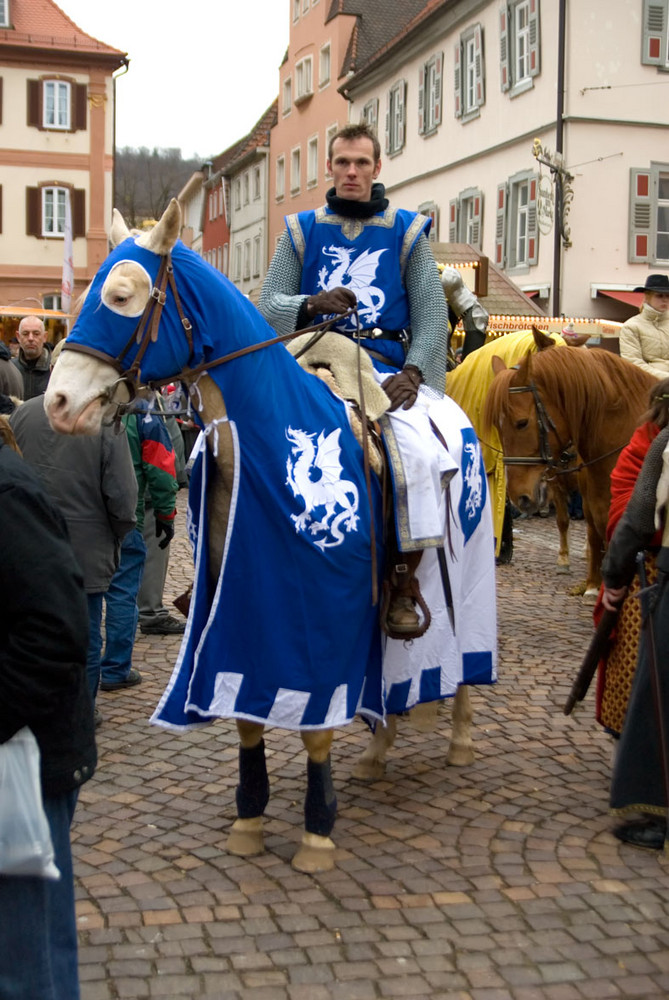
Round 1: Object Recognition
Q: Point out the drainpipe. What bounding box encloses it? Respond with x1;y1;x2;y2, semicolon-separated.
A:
112;59;130;210
553;0;567;316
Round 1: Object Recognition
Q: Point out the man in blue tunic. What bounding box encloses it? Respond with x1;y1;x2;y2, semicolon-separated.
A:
259;122;450;635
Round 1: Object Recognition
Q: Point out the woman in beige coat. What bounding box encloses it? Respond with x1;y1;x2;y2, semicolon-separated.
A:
620;274;669;378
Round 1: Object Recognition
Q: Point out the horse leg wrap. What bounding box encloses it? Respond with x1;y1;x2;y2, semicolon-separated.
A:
305;755;337;837
236;740;269;819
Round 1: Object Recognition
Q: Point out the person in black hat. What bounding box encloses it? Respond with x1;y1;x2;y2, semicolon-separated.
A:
619;274;669;378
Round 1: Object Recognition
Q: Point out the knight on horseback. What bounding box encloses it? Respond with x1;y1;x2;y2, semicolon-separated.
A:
259;122;451;636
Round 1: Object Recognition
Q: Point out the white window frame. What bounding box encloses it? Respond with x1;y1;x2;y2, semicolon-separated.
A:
234;179;241;211
302;0;309;11
500;0;540;96
629;162;669;264
243;240;251;280
222;243;229;276
233;243;242;281
276;155;286;200
386;80;406;156
295;57;313;103
43;293;62;311
291;146;301;195
465;37;477;112
307;134;319;189
506;171;538;269
292;0;300;21
319;43;331;88
42;186;67;237
0;0;9;28
361;99;378;133
282;77;292;116
243;172;250;206
253;165;261;201
253;235;262;278
43;80;71;130
419;54;443;135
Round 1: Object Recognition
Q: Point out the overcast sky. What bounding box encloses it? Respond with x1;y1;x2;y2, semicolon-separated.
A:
60;1;290;161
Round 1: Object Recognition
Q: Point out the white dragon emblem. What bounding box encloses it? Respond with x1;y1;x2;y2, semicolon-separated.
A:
317;246;386;330
285;426;359;550
463;441;483;520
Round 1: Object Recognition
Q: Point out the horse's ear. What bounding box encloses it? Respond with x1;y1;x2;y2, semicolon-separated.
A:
137;199;181;254
532;325;555;351
110;208;132;248
491;355;507;377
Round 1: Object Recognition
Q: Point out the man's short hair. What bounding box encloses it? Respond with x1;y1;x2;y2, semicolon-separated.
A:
17;317;45;335
328;123;381;164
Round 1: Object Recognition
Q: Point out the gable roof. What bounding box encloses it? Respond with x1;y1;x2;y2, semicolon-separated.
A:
211;99;279;178
326;0;433;80
0;0;127;61
431;243;546;318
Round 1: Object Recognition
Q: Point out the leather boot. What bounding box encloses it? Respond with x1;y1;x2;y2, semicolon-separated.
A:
385;550;423;635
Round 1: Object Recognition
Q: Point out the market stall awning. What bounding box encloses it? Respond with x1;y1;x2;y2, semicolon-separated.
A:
597;290;643;308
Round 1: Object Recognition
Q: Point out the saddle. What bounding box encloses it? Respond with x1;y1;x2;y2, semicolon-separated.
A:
287;332;431;640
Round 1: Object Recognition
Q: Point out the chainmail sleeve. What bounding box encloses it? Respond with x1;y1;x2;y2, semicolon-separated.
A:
602;425;669;588
257;233;309;337
404;234;448;397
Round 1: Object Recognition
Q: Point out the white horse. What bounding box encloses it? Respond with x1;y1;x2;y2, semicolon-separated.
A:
45;200;496;872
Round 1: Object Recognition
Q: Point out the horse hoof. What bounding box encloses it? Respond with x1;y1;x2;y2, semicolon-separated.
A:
350;758;386;782
292;832;336;873
226;816;265;856
447;745;475;766
582;589;599;606
555;564;571;575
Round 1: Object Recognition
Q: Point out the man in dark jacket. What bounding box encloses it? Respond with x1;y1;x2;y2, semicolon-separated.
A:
11;317;52;399
11;354;138;699
99;400;178;691
0;437;96;999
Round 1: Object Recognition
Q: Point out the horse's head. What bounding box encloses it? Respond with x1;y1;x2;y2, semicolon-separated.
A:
485;340;572;514
45;199;200;434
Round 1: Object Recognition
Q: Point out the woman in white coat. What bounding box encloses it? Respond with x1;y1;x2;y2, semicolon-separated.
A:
620;274;669;379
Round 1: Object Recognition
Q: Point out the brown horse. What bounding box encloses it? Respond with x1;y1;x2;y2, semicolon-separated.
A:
484;329;656;599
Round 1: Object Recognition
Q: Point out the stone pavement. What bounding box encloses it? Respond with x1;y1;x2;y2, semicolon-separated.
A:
75;511;669;1000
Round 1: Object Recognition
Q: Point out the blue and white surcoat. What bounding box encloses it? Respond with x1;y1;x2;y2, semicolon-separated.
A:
286;207;431;370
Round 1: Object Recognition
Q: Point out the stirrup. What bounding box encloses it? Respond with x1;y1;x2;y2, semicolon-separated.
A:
380;565;431;640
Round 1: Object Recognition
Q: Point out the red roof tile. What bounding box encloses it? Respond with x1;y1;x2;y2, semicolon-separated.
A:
0;0;126;58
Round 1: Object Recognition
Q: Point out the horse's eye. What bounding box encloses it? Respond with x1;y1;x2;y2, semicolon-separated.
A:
515;419;529;430
114;296;127;305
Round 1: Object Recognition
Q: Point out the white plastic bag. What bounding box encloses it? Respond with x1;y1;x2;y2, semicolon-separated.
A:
0;727;60;880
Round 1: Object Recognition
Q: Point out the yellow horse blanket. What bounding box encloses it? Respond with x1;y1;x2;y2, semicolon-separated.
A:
446;331;565;555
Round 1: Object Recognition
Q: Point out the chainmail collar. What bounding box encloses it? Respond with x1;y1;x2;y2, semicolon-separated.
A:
325;183;389;219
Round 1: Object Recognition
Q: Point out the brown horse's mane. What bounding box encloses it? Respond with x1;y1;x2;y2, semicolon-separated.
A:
484;347;657;448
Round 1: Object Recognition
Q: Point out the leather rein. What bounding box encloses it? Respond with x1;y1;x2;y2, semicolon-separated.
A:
502;379;623;479
62;251;382;603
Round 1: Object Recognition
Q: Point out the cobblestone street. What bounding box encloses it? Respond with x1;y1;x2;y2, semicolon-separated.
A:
75;511;669;1000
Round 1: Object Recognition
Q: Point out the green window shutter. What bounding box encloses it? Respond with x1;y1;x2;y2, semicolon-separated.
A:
495;183;507;267
499;6;511;92
454;42;462;117
418;63;425;134
434;52;443;125
449;198;459;241
527;174;539;265
474;25;485;107
629;168;652;262
528;0;541;78
471;190;483;250
641;0;668;65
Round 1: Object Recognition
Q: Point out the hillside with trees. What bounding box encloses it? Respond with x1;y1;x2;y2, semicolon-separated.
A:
115;147;203;227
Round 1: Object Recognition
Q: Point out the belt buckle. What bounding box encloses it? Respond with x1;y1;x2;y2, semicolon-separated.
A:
371;327;383;340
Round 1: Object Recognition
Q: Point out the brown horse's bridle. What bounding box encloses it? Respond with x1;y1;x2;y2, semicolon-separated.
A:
62;253;383;600
502;380;578;480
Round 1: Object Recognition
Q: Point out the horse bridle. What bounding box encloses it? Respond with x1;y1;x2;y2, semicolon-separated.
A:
61;253;383;601
502;380;578;479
